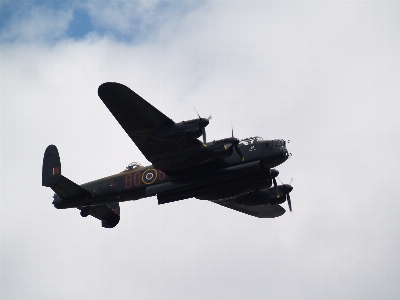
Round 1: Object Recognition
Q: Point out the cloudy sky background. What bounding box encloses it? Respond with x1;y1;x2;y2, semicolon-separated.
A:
2;1;400;299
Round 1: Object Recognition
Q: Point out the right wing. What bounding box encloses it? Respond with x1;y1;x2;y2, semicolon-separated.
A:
98;82;203;165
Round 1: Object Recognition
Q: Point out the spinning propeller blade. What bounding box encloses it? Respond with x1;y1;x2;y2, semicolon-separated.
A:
278;177;293;212
235;146;244;161
273;177;279;197
287;193;292;212
231;123;244;161
194;107;210;143
194;107;201;119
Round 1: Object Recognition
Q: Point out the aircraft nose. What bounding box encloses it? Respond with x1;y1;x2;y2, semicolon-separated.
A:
283;147;292;159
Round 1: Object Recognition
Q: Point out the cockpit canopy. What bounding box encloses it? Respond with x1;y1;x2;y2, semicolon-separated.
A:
239;136;264;145
126;162;142;170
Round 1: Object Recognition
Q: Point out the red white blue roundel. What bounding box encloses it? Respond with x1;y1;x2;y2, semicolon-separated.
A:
142;169;158;184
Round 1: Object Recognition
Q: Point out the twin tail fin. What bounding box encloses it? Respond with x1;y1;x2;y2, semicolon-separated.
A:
42;145;120;228
42;145;92;200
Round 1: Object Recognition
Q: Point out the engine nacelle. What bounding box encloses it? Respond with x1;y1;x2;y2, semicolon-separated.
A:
152;118;209;141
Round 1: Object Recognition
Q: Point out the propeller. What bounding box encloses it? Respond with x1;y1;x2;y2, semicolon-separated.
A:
202;127;206;144
268;169;279;197
273;177;279;197
231;125;244;161
278;177;293;212
194;107;211;144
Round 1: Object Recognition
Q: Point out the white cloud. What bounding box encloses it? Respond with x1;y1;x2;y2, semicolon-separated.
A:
84;0;162;33
1;6;73;42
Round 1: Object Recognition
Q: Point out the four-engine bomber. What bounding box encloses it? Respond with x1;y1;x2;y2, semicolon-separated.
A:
42;82;293;228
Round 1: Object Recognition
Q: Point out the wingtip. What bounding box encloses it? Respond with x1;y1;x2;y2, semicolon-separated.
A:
98;82;127;95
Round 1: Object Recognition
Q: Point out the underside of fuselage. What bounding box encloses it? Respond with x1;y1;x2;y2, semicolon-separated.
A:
156;164;273;203
193;172;272;200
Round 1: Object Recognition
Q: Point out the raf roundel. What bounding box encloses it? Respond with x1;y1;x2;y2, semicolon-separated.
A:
142;169;158;184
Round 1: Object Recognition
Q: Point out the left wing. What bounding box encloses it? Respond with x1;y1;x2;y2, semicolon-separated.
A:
98;82;203;166
98;82;174;136
210;199;286;218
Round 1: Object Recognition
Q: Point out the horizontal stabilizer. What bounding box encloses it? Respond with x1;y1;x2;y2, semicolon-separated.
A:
79;202;120;228
42;145;92;201
52;175;92;201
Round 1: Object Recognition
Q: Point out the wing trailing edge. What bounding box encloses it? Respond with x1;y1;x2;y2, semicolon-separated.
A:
98;82;174;138
211;200;286;218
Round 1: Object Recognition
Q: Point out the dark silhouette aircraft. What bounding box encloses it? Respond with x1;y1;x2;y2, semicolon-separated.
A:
42;82;293;228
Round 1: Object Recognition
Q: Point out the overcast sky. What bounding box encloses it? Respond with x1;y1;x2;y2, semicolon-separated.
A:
1;1;400;299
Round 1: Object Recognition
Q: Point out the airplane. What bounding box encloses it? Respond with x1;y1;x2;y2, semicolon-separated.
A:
42;82;293;228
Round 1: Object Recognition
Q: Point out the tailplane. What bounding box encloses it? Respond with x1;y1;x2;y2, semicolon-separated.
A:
80;202;120;228
42;145;120;228
42;145;92;200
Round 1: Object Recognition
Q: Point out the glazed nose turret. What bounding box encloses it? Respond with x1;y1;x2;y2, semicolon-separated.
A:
261;139;292;168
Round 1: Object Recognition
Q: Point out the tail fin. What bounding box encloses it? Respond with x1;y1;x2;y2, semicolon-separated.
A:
42;145;92;200
42;145;62;187
42;145;120;228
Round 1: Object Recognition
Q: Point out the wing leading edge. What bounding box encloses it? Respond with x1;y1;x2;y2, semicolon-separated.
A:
98;82;174;136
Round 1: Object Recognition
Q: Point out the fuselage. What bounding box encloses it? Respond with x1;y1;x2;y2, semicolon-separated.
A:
52;139;290;209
